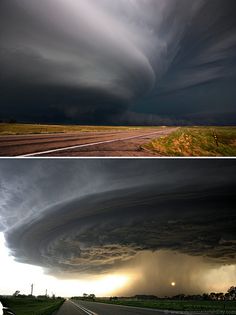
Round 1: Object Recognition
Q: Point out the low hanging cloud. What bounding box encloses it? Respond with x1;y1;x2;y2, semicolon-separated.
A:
0;0;236;124
0;160;236;288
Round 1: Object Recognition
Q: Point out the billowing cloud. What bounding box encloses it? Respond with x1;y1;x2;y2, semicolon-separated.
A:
0;159;236;295
0;0;236;124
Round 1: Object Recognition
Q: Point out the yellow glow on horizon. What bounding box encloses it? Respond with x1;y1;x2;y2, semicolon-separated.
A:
91;274;130;296
0;233;130;297
2;232;236;297
202;264;236;293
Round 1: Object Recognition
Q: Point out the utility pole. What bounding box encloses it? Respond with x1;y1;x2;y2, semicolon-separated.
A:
31;283;34;296
45;289;47;297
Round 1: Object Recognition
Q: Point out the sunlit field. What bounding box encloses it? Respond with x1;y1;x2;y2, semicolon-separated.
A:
0;123;160;135
143;127;236;156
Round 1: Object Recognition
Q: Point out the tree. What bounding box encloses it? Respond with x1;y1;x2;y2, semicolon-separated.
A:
209;292;217;300
88;294;95;301
202;293;209;300
215;293;224;301
227;287;236;300
12;291;20;297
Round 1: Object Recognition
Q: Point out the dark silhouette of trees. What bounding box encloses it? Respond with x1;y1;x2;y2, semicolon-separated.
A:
12;291;20;297
227;287;236;300
88;294;95;301
79;293;96;301
73;286;236;302
169;287;236;301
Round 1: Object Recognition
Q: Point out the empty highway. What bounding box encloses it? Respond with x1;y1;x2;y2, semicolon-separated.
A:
0;128;177;157
56;300;188;315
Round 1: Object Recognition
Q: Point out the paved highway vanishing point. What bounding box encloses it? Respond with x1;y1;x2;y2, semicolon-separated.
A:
56;300;186;315
0;128;177;157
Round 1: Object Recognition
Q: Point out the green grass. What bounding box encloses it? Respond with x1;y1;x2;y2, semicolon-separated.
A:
0;297;64;315
143;127;236;156
94;298;236;313
0;123;159;135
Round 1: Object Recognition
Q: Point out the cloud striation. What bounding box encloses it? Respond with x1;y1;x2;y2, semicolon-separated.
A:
0;0;236;124
0;159;236;295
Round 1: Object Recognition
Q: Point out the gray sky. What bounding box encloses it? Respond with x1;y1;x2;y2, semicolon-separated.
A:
0;159;235;296
0;0;236;124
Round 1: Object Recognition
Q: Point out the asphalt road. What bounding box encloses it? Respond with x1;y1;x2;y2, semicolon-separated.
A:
56;300;181;315
0;128;177;157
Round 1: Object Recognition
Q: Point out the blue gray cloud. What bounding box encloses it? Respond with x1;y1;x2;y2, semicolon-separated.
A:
0;0;236;124
0;159;235;277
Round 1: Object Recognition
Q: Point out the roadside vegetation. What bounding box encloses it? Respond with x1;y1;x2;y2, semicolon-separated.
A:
96;298;236;313
0;123;160;135
142;127;236;156
73;287;236;314
0;296;64;315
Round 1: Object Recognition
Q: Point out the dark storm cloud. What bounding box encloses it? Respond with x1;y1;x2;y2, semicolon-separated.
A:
0;160;235;278
0;0;236;124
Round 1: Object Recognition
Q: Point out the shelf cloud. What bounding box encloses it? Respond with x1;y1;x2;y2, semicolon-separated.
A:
0;160;236;294
0;0;236;124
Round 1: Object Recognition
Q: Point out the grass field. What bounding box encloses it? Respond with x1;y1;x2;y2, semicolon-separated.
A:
0;123;156;135
0;297;64;315
95;298;236;313
143;127;236;156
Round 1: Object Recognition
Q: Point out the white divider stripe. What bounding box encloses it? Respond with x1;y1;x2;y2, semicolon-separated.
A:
19;131;165;157
69;300;98;315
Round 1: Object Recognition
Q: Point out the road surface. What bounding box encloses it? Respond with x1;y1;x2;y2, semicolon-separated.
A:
56;300;184;315
0;128;177;157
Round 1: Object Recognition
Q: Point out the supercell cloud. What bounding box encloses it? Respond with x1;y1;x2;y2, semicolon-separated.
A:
0;160;236;294
0;0;236;124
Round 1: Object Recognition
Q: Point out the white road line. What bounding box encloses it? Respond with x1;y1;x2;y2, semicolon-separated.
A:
69;300;98;315
19;131;165;157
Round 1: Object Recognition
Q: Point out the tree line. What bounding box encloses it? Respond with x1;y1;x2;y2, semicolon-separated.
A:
109;287;236;301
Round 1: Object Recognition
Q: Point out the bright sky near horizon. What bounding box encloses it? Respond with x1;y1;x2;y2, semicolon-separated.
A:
0;233;130;297
1;160;236;297
1;231;236;297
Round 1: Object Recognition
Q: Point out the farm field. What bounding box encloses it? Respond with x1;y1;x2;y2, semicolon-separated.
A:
0;123;154;135
95;298;236;313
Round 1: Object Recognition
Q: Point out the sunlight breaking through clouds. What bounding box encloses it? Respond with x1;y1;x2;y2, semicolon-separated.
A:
0;160;236;296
